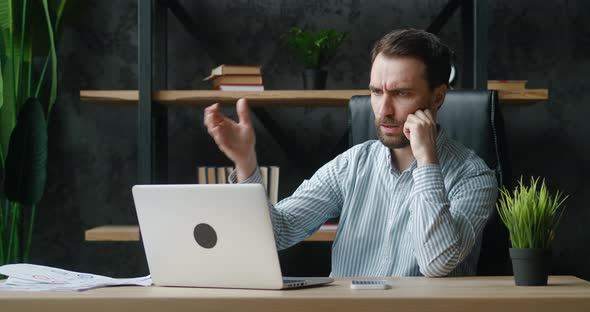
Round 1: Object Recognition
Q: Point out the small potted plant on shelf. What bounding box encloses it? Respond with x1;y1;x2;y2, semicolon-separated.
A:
496;177;568;286
283;27;346;89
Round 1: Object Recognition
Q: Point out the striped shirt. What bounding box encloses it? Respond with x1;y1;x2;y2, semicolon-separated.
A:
231;128;497;277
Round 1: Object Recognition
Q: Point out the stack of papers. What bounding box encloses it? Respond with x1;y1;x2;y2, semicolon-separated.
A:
0;263;152;292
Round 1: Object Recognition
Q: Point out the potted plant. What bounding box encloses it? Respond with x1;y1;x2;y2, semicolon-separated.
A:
0;0;67;268
496;177;568;286
283;26;345;89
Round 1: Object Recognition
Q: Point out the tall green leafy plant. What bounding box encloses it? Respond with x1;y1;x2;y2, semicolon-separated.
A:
283;27;346;69
0;0;66;266
496;177;568;249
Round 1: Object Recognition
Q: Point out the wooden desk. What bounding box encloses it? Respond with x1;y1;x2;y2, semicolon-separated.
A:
2;276;589;312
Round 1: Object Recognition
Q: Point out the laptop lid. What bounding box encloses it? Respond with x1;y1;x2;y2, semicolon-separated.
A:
132;184;286;289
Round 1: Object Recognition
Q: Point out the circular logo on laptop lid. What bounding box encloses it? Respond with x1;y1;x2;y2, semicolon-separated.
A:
193;223;217;249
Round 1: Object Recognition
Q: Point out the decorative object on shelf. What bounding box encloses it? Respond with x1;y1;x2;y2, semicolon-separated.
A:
496;177;568;286
302;68;327;90
203;64;264;91
204;64;261;79
197;166;280;204
283;27;346;90
488;80;529;91
0;0;67;268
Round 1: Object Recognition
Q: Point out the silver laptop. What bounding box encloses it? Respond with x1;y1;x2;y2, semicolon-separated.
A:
132;183;334;290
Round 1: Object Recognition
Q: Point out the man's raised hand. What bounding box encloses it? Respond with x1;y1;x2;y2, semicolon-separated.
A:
203;98;258;181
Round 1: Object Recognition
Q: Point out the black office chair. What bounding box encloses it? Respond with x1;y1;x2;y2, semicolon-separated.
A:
348;90;512;276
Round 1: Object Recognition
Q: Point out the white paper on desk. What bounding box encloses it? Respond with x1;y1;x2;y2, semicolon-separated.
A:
0;263;152;292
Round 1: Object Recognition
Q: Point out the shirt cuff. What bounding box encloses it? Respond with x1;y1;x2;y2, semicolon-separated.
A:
228;166;264;184
412;164;446;195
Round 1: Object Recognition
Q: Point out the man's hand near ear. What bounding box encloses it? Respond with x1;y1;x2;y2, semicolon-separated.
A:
403;108;439;167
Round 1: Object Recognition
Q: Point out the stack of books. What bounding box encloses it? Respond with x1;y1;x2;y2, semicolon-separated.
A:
203;64;264;91
197;166;280;204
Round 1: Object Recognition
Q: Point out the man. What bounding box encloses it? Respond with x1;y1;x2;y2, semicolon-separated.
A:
204;29;497;277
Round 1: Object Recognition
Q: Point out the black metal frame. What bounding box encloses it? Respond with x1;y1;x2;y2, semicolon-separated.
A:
137;0;153;184
138;0;169;184
137;0;489;183
426;0;488;90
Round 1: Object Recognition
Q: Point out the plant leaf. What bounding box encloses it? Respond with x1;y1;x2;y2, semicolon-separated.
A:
41;0;57;112
0;54;4;112
0;0;13;34
4;97;47;205
496;176;568;249
284;27;345;69
0;56;17;162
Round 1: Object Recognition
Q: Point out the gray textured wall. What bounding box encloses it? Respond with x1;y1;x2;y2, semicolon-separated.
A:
29;0;590;279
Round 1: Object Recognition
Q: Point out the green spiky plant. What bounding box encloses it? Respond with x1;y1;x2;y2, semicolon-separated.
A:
283;27;346;69
0;0;67;267
496;177;568;249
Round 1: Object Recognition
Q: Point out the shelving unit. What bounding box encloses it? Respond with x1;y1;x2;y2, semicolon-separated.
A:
81;85;548;243
82;0;548;244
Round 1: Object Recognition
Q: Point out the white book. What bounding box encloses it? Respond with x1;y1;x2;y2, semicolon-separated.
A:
218;84;264;91
217;167;227;184
197;167;207;184
225;167;234;179
320;224;338;231
206;167;216;184
269;166;280;205
260;166;268;193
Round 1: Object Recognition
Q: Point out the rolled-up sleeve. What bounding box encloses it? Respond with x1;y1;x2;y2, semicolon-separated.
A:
409;163;497;277
229;156;347;250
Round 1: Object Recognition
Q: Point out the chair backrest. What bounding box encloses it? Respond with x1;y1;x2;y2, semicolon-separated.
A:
348;90;511;275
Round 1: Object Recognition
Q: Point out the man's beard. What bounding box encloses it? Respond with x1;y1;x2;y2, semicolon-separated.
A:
375;116;410;149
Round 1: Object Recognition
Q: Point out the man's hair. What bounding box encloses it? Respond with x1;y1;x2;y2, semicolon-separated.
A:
371;29;451;89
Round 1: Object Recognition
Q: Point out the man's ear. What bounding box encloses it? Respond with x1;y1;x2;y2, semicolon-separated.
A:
433;84;447;111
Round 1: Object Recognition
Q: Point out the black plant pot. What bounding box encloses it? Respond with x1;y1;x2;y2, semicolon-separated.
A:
509;248;551;286
302;69;327;90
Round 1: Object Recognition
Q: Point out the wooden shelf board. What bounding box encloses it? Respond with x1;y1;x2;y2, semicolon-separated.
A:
304;228;337;242
85;225;336;242
492;88;549;104
80;88;548;106
85;225;141;241
80;90;371;107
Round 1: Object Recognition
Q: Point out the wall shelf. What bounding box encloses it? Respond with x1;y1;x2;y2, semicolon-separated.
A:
80;88;548;107
85;225;141;241
85;225;337;242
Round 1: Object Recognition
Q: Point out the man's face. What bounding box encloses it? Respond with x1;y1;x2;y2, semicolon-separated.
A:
369;53;445;149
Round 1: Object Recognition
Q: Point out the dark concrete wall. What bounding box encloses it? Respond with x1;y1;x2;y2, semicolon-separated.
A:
30;0;590;279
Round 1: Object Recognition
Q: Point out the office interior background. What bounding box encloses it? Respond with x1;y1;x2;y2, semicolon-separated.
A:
21;0;590;280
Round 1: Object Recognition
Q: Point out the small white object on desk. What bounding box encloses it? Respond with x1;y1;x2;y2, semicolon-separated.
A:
350;280;391;290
